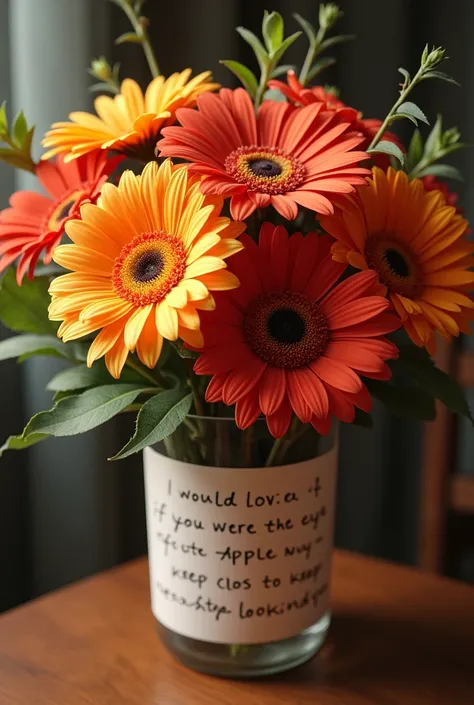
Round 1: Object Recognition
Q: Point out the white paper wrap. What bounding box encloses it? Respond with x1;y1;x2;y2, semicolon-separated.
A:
144;445;338;644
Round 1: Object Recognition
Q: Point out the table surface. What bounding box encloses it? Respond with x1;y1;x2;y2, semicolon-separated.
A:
0;551;473;705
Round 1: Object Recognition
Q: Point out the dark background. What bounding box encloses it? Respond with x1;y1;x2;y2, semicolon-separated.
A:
0;0;472;613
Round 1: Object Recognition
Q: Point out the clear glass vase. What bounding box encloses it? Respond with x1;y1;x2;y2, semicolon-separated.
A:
143;416;337;678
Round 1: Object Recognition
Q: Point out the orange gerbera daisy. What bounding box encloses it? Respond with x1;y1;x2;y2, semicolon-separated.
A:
42;70;219;162
268;70;401;168
194;224;400;438
422;175;464;213
158;87;369;221
320;167;474;352
0;151;122;284
49;160;245;379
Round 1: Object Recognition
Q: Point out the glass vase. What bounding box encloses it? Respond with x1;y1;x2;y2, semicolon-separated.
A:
143;416;337;678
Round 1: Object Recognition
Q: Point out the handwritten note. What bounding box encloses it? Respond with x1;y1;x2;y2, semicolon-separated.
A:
144;446;337;644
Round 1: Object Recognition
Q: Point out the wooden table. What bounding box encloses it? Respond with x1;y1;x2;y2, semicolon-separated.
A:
0;551;473;705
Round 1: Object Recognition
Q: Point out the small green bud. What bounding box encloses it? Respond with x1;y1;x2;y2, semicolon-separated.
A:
443;126;461;147
421;45;446;71
90;56;113;82
323;84;340;97
319;3;343;31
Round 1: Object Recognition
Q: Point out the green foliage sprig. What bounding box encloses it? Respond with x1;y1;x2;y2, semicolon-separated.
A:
407;115;468;181
222;11;302;109
109;0;160;78
294;4;354;86
88;56;121;94
368;46;458;166
0;102;35;173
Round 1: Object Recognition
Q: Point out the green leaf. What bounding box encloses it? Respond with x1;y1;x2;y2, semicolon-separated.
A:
0;100;8;135
398;67;411;84
0;148;34;171
0;334;68;362
394;345;473;423
263;88;287;102
262;11;284;55
47;364;110;392
236;27;269;73
89;82;116;94
406;129;423;172
396;101;429;126
0;432;48;457
54;389;80;403
270;64;295;78
220;60;258;97
416;163;464;181
369;140;405;165
115;32;142;45
306;57;336;81
12;110;28;148
111;388;192;459
293;13;317;44
272;32;302;65
0;270;56;334
321;34;356;49
170;340;198;360
47;361;143;391
23;384;147;438
367;380;436;421
23;126;35;156
422;70;460;87
424;115;443;157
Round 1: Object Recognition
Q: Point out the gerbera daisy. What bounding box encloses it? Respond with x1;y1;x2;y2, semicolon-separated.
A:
42;70;219;162
268;70;401;168
48;160;244;379
0;151;122;284
158;87;369;221
422;174;463;212
320;167;474;352
194;224;400;438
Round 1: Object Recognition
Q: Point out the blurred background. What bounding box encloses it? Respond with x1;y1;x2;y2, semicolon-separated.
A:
0;0;473;613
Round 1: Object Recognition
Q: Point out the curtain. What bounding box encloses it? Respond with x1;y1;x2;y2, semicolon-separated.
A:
0;0;472;611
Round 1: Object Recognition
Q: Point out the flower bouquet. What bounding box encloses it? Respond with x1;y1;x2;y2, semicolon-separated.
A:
0;0;472;678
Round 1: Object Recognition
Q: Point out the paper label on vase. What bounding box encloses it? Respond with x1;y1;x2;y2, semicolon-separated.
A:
143;445;338;644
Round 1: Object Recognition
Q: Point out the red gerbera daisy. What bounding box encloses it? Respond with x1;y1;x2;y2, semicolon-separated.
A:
158;88;369;221
268;70;401;169
0;151;122;284
194;224;401;438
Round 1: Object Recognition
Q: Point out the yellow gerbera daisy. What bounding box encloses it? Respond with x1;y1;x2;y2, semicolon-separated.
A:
42;69;219;162
49;160;244;378
320;167;474;352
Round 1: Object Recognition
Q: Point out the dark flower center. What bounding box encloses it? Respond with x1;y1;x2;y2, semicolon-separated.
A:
243;291;329;369
224;145;306;194
384;248;410;278
57;198;76;222
133;251;164;283
248;158;282;178
112;231;187;307
365;234;423;298
268;308;305;344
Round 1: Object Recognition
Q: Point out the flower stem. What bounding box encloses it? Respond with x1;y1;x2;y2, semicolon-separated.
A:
265;418;308;467
115;0;160;78
254;63;272;111
265;435;287;467
125;356;162;387
188;365;205;417
368;66;426;151
299;26;325;87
